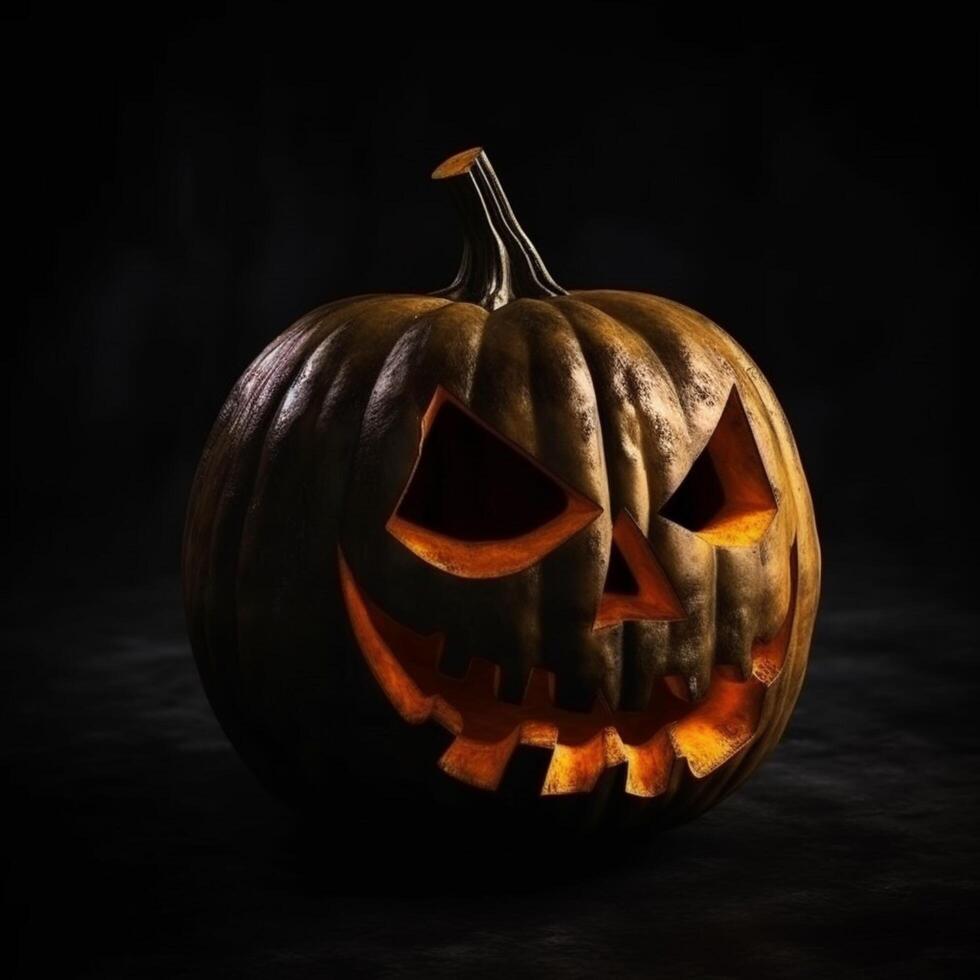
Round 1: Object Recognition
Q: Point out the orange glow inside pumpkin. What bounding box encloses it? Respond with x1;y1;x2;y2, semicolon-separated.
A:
338;537;798;797
661;386;777;548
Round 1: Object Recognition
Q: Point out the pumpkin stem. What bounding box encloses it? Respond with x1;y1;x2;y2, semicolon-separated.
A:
431;147;566;310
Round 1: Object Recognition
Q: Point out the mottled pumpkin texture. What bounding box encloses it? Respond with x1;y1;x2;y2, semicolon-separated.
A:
183;150;820;832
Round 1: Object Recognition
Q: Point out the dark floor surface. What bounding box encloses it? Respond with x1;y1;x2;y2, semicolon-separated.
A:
2;554;978;978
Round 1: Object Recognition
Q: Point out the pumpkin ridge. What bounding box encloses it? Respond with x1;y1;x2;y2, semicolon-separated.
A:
524;297;622;705
183;320;301;610
423;301;492;407
565;292;691;441
558;296;721;699
570;290;734;433
638;298;810;678
183;326;298;688
553;299;671;542
464;300;546;699
536;297;627;707
228;298;446;721
547;297;734;708
198;318;331;711
313;297;454;546
234;319;360;689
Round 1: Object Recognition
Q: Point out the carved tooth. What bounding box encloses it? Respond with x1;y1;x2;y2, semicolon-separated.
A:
541;730;607;795
522;666;555;708
622;729;675;798
670;672;766;778
438;729;520;791
602;726;626;767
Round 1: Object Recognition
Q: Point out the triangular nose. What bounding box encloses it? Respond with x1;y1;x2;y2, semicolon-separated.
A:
594;511;686;630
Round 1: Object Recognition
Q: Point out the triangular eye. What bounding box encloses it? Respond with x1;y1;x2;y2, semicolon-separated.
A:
660;386;776;547
594;511;685;629
387;387;601;578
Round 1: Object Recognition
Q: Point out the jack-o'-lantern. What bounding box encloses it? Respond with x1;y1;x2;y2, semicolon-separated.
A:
183;147;820;833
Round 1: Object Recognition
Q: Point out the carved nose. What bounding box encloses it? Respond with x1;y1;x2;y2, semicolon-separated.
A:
593;511;686;630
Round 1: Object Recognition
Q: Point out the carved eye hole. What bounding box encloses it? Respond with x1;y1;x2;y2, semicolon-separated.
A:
660;386;777;547
387;386;601;578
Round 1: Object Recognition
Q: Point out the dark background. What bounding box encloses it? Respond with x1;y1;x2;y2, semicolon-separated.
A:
3;6;977;977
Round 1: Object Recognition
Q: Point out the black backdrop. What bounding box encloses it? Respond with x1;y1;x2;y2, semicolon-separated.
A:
6;8;975;588
3;7;977;978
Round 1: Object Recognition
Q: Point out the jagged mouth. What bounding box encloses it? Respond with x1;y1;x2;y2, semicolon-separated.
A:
338;541;797;797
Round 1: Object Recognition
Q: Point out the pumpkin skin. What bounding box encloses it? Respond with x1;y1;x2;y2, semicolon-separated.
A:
183;148;820;832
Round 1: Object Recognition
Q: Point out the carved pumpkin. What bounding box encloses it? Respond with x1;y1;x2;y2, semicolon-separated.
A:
183;147;820;831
